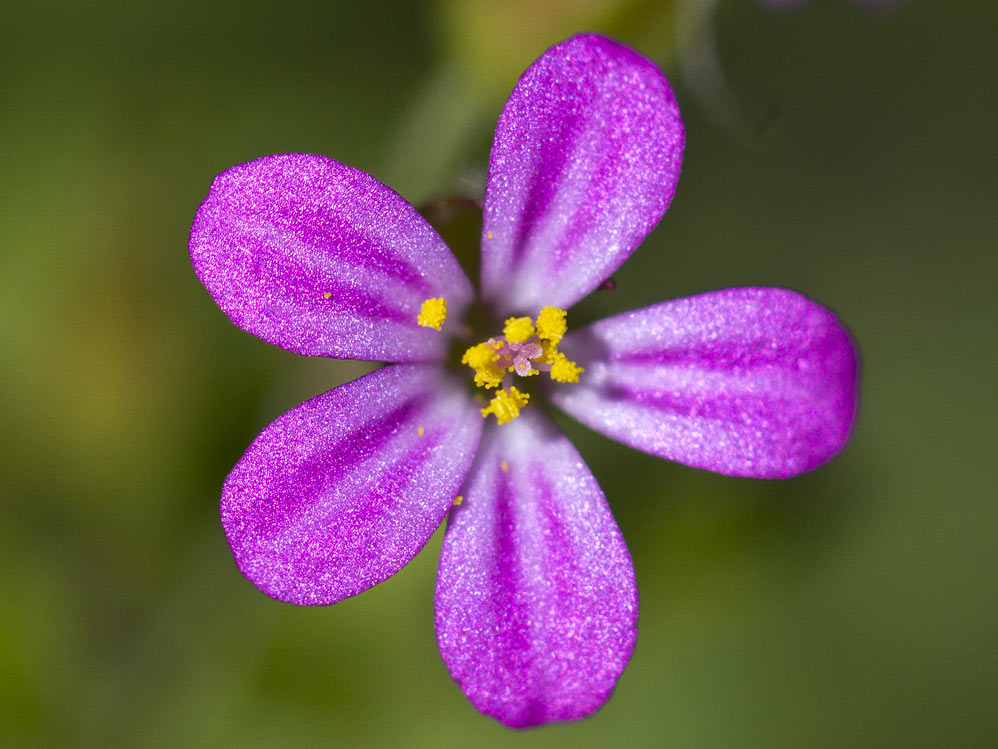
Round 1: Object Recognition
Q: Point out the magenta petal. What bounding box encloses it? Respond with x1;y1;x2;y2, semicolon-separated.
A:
435;410;637;728
551;288;860;478
222;363;482;605
190;153;473;361
480;33;685;316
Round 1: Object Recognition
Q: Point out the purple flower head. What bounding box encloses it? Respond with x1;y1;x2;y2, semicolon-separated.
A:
190;33;859;728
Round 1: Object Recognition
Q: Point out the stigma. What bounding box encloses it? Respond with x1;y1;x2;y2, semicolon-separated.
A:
461;305;583;425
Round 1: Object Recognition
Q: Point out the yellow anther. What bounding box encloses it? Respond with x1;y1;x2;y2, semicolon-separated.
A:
461;342;504;389
462;342;496;369
417;297;447;330
536;306;567;343
418;426;425;436
550;353;584;383
500;460;509;473
503;316;535;343
481;387;529;425
475;371;504;389
538;339;559;365
461;305;581;410
454;495;464;506
323;292;332;299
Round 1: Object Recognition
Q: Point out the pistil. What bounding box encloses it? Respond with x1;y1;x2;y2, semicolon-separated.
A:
416;299;584;425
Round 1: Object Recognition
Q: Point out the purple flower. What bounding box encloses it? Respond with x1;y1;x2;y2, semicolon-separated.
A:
190;33;858;728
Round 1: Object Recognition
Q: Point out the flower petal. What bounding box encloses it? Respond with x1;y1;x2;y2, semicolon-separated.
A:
435;410;637;728
222;363;482;605
550;288;859;478
480;33;685;316
191;153;473;361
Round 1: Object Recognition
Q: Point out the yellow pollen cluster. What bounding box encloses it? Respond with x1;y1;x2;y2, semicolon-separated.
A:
461;341;505;389
417;297;447;330
462;305;584;425
538;339;558;365
536;306;567;343
481;387;529;425
503;316;535;343
550;352;584;383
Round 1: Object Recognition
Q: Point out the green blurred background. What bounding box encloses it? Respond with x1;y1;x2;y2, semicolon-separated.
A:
3;0;996;745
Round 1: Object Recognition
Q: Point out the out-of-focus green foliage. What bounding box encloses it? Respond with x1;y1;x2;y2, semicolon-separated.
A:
2;1;996;746
436;0;680;93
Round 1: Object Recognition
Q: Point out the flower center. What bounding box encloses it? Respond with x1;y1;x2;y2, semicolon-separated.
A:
417;299;584;425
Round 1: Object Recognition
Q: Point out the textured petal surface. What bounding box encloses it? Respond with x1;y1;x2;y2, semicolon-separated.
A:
191;153;473;361
435;410;637;728
480;33;685;316
222;363;482;605
551;288;859;478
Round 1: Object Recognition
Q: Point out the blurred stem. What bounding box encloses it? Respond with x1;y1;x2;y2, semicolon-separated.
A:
677;0;785;143
378;64;492;203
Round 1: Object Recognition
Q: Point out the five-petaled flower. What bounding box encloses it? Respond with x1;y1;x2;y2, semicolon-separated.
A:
190;33;858;728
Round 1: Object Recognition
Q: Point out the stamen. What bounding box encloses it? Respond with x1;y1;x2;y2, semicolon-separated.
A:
503;316;535;343
537;339;558;365
481;387;529;425
463;305;582;423
461;341;505;389
550;352;584;383
536;306;567;343
417;297;447;330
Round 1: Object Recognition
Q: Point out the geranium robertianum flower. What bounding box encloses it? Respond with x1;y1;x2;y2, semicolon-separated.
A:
190;33;858;728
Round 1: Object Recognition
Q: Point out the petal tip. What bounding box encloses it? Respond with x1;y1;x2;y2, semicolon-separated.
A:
220;364;483;606
480;32;685;314
554;287;861;479
190;153;472;361
434;410;638;727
